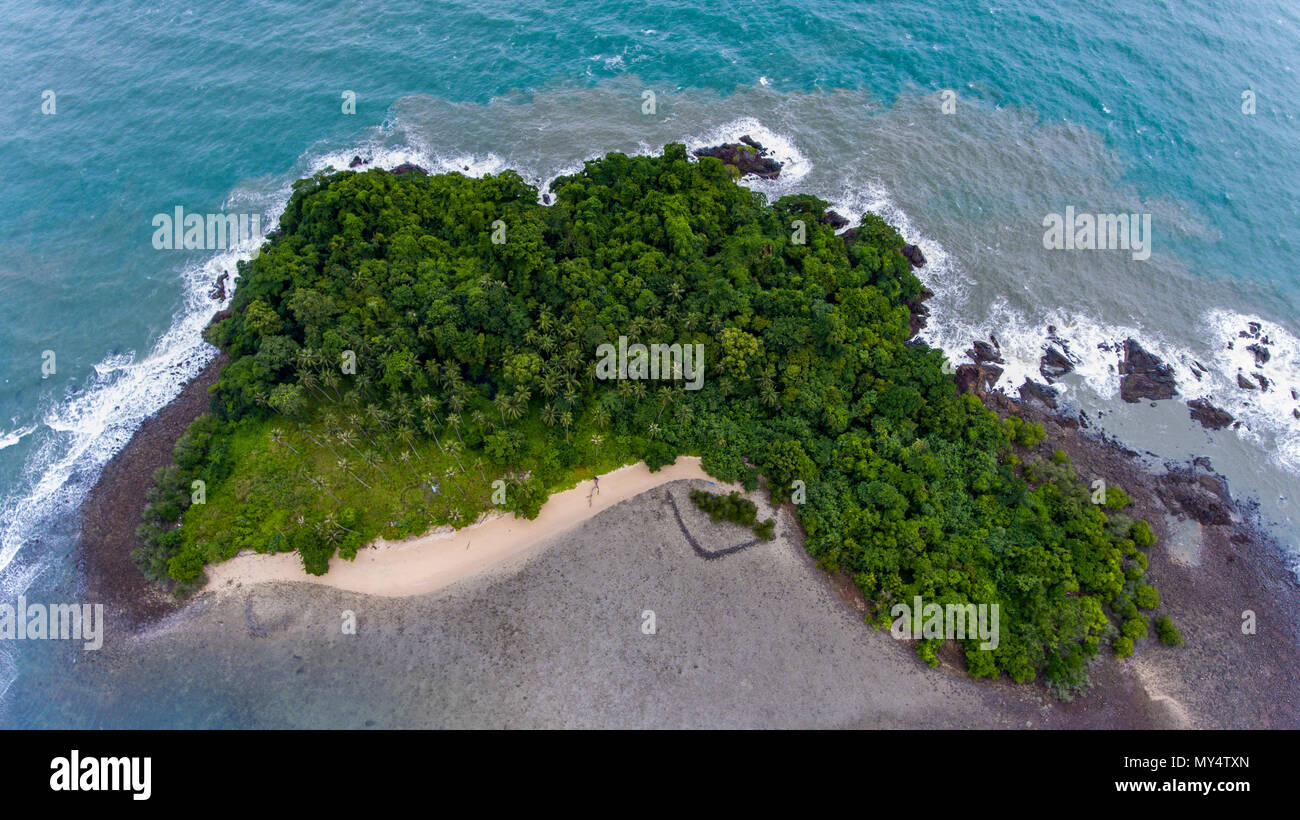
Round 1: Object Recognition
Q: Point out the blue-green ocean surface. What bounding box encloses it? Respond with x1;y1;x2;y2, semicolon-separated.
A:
1;0;1297;723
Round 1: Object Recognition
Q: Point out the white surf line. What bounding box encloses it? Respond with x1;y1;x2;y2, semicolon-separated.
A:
203;456;740;598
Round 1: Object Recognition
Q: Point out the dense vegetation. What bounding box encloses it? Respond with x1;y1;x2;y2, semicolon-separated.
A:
689;489;776;540
134;144;1175;692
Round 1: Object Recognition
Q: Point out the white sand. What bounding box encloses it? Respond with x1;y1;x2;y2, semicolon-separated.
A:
203;457;738;598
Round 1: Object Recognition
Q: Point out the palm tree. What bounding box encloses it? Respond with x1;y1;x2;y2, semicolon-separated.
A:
590;434;604;462
444;466;465;497
269;428;299;454
335;430;366;459
540;368;561;398
674;402;693;431
299;423;343;461
398;450;419;480
321;370;342;402
299;372;332;403
541;404;558;428
591;403;611;430
421;418;445;452
444;439;466;474
654;386;674;422
419;394;441;425
397;425;422;462
361;449;395;486
560;411;573;444
305;473;342;505
336;457;372;489
322;512;357;535
648;422;661;441
447;413;464;443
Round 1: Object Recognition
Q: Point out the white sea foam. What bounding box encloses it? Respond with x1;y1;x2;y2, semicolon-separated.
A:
0;425;36;451
683;116;813;190
0;185;290;701
5;107;1298;706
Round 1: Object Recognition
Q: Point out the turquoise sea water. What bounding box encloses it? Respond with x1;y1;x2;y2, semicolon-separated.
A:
1;0;1298;724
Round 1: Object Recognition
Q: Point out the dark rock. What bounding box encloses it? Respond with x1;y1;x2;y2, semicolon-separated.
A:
1253;373;1270;391
968;338;1004;365
1246;343;1270;366
954;363;1002;396
1187;398;1234;430
1019;379;1059;409
1292;389;1298;401
1293;409;1299;420
1238;372;1257;390
904;288;933;338
901;243;926;268
208;271;229;302
739;135;764;151
391;163;428;176
820;210;849;229
1157;464;1235;526
1040;346;1074;383
1118;339;1177;402
348;155;367;168
692;138;782;179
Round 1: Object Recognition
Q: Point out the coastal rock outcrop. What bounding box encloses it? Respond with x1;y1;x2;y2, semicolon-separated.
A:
1157;461;1235;526
901;243;926;268
392;163;428;176
692;135;782;179
1019;379;1059;409
209;271;229;302
820;210;849;229
1039;346;1074;383
1187;398;1234;430
905;287;933;337
1118;339;1177;402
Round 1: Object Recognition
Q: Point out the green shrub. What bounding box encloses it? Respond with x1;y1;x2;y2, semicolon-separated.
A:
1131;519;1156;547
1135;584;1160;610
1155;616;1183;646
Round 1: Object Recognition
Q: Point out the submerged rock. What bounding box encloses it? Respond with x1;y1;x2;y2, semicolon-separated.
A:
1119;339;1177;402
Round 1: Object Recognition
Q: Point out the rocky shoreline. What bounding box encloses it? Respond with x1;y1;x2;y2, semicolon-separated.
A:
69;177;1300;726
78;351;227;629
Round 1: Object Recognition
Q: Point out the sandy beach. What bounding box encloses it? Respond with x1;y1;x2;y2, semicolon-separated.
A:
204;457;742;598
